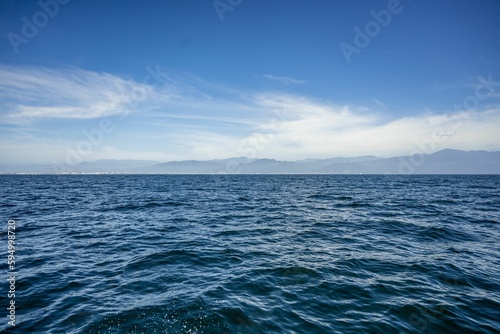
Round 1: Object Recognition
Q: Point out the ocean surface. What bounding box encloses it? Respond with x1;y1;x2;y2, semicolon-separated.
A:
1;175;499;333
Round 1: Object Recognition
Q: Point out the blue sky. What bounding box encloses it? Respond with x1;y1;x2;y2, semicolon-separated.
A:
1;0;500;165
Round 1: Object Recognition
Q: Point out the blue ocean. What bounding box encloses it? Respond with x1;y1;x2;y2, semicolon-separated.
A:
1;175;499;333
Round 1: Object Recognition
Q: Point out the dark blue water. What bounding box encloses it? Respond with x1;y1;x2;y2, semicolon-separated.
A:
1;175;499;333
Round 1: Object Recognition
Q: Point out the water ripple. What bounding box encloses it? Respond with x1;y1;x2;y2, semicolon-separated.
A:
0;175;499;333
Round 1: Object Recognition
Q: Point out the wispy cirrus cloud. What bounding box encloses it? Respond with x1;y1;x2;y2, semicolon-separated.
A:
431;75;500;95
0;65;156;120
371;98;387;110
263;74;305;86
1;64;500;164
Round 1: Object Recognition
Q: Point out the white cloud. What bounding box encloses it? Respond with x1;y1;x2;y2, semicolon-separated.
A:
0;65;156;120
248;100;500;159
1;64;500;164
263;74;305;86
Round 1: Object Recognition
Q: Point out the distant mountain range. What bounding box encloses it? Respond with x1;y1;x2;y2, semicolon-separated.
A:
2;149;500;174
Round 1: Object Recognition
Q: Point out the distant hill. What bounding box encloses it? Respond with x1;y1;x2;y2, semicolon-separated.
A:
1;150;499;174
318;149;500;174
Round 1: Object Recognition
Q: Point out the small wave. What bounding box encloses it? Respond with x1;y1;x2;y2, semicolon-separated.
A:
418;225;478;242
336;202;372;208
124;250;203;272
101;200;185;212
308;194;334;200
254;265;321;281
